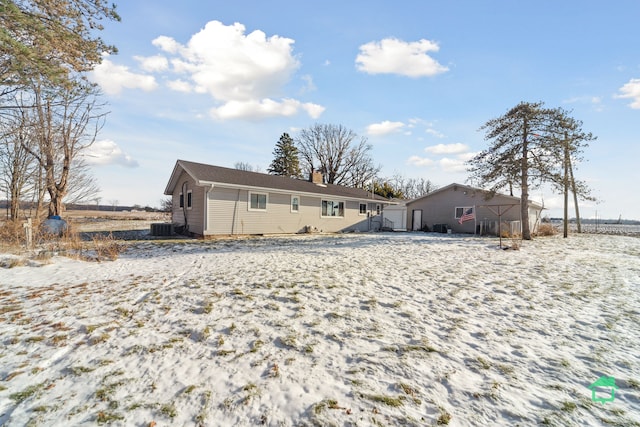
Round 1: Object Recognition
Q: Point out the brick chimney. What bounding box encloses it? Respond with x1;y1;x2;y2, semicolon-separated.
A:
309;168;323;184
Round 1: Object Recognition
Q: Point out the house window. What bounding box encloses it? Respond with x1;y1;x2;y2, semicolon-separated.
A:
249;192;267;211
321;200;344;217
179;193;184;208
455;207;473;219
359;203;367;215
186;190;192;210
291;195;300;213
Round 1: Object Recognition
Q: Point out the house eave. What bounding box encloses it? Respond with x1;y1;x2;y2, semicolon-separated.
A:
194;180;394;204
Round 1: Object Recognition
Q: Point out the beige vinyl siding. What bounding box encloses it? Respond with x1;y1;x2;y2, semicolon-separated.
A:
171;171;205;235
205;187;376;235
405;185;539;233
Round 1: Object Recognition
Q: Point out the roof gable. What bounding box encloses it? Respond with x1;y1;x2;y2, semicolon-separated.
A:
164;160;391;202
406;183;543;209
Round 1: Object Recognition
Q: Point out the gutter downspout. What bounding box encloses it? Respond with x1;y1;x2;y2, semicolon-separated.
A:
231;189;241;235
204;184;214;234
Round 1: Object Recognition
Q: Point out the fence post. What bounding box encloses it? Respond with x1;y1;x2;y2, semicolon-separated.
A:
23;218;33;249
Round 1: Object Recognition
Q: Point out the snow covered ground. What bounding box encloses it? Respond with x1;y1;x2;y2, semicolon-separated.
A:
1;233;639;426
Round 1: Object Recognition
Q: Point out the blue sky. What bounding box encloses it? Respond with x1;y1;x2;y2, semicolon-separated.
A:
84;1;640;219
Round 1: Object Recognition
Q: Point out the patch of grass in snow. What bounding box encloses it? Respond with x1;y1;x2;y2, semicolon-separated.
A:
201;299;213;314
279;333;298;349
89;332;110;345
496;363;516;377
241;382;260;405
69;365;95;375
437;408;452;425
9;382;47;403
95;411;124;424
560;401;577;412
365;394;405;407
628;378;640;389
195;390;212;424
96;379;129;401
312;398;343;415
398;383;421;404
382;342;438;355
0;304;21;315
160;402;177;419
476;356;492;370
115;306;133;318
250;339;264;353
50;334;68;345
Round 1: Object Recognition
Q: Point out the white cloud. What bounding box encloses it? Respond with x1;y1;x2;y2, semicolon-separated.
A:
407;155;434;167
425;128;445;138
90;56;157;95
152;35;181;54
300;75;316;93
147;20;321;119
616;78;640;109
356;37;448;77
210;98;324;120
134;55;169;72
167;79;193;93
439;157;468;172
82;140;139;168
366;120;405;136
424;143;469;155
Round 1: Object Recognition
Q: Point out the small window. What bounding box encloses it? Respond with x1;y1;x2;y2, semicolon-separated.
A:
187;190;192;209
291;196;300;213
179;193;184;208
359;203;367;215
321;200;344;217
455;207;472;219
249;192;267;211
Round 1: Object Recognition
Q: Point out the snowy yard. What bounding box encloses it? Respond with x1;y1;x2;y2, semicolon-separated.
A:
1;233;639;426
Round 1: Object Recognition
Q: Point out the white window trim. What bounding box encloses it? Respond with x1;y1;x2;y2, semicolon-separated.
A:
248;191;268;211
321;200;344;218
455;206;472;219
291;195;300;213
359;203;367;216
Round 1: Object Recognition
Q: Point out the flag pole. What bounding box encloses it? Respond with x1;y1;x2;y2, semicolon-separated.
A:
474;205;477;236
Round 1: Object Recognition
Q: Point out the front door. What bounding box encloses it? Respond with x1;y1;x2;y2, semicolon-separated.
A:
412;209;422;231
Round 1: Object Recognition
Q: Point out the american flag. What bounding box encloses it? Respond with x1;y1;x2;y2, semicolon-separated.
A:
458;207;475;224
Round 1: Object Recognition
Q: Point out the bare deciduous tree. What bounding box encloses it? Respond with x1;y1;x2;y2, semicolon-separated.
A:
20;83;107;217
296;123;380;187
0;104;37;219
388;173;438;199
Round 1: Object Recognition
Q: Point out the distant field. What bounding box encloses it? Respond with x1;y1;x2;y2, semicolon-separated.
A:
64;210;170;233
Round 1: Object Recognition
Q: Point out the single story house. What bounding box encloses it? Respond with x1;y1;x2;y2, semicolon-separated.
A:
164;160;393;237
405;183;544;235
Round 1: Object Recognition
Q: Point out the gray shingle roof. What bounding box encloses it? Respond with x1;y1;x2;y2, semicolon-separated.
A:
165;160;390;202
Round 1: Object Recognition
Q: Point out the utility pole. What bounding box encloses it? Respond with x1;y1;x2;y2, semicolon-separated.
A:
563;131;569;238
568;157;581;233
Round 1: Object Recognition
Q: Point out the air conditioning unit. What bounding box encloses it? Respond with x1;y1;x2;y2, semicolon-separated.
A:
150;223;173;236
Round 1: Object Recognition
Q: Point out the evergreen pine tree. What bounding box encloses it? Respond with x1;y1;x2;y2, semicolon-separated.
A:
268;133;302;178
